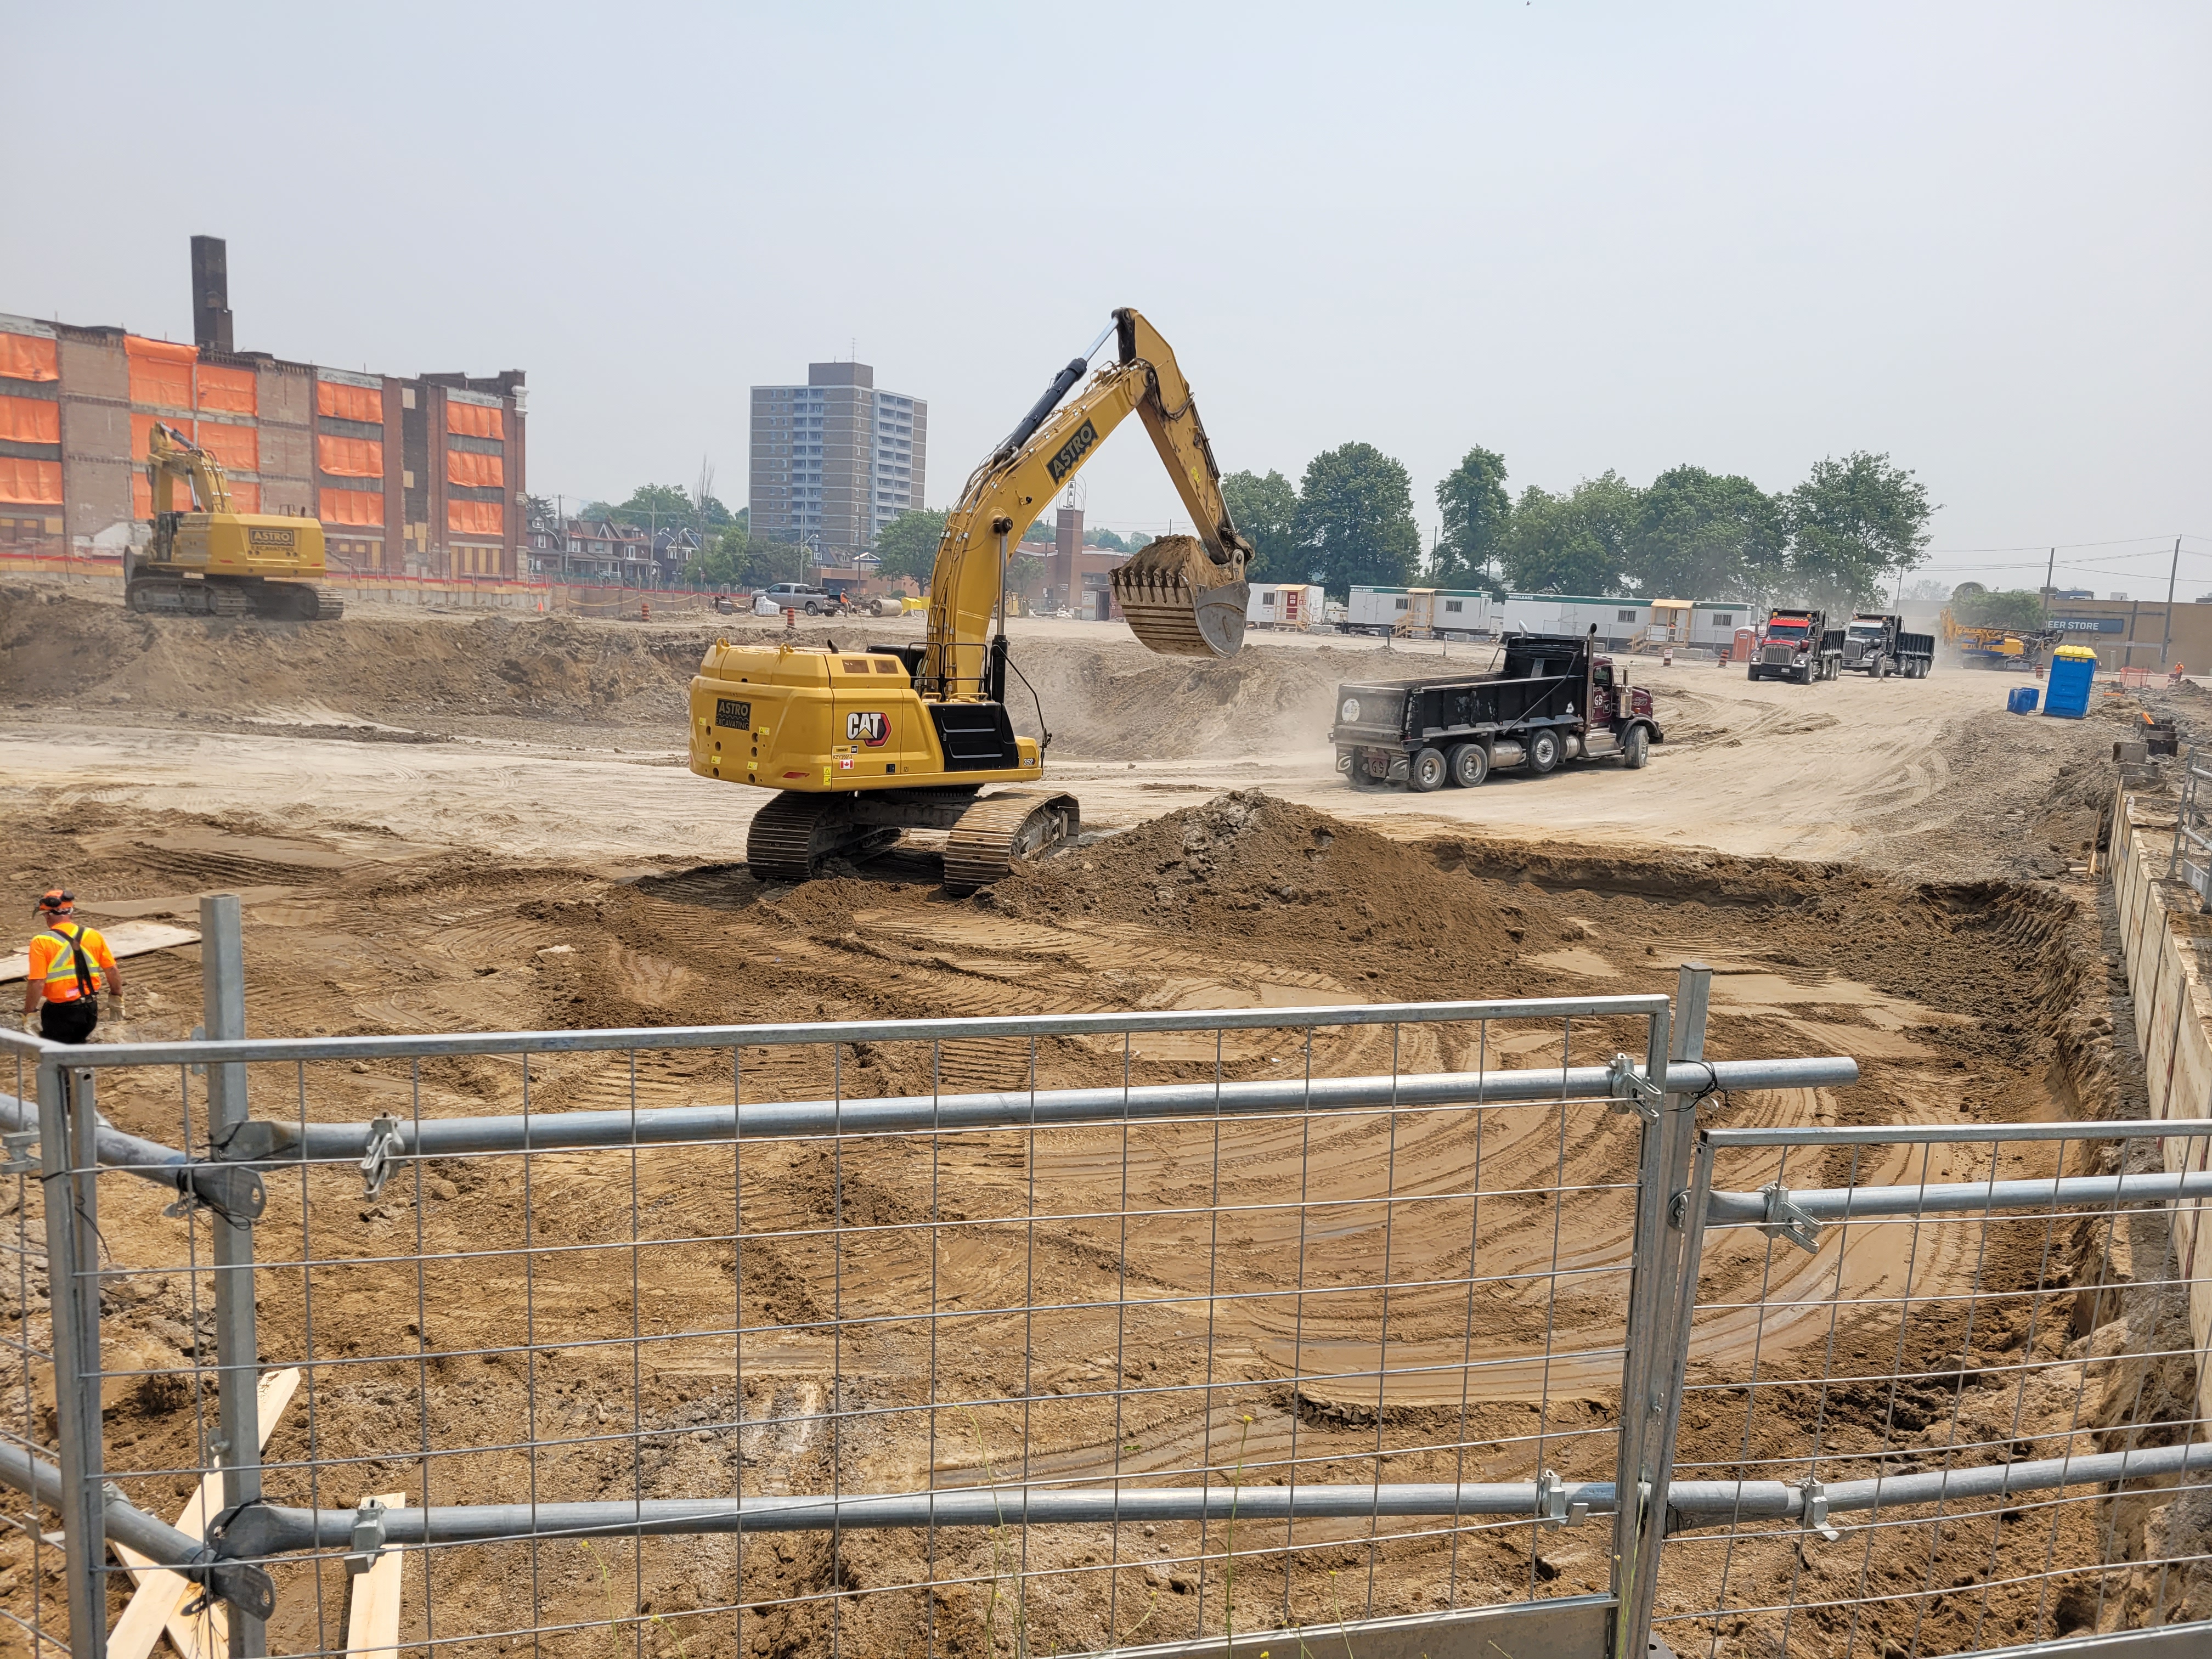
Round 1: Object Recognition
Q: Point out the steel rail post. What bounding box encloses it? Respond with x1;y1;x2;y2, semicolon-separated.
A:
201;895;265;1658
1616;963;1711;1657
38;1056;107;1658
1609;987;1673;1653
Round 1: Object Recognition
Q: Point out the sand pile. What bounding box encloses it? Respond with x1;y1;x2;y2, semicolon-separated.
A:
1000;790;1572;982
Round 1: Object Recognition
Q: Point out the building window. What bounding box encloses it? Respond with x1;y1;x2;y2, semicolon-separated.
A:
1394;597;1408;611
1444;599;1462;613
1617;609;1638;622
1713;613;1734;627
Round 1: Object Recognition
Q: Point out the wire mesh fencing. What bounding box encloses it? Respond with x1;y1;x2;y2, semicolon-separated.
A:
2;950;1871;1659
1652;1119;2212;1659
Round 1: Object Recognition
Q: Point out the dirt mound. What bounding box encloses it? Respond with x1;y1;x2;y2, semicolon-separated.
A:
999;791;1573;982
1012;637;1388;760
0;583;703;725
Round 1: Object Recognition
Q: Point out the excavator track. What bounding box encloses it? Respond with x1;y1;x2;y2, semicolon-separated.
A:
941;789;1080;896
745;793;901;884
126;577;251;617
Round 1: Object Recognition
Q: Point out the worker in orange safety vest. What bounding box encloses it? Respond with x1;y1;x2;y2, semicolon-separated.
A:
20;890;124;1045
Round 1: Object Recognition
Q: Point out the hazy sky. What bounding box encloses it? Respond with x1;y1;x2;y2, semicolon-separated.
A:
9;3;2207;595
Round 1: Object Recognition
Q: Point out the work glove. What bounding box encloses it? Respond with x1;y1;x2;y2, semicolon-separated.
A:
19;1013;36;1035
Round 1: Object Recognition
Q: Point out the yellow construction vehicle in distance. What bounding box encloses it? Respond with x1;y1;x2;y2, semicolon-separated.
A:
688;307;1252;892
126;421;342;620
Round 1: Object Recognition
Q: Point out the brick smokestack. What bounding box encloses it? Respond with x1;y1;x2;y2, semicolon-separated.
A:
1054;505;1083;603
190;235;233;354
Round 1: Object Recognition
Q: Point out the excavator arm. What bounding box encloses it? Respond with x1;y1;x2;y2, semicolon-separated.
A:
146;422;233;516
922;308;1251;695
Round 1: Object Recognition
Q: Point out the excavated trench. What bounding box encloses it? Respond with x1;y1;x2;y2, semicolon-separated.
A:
0;785;2182;1655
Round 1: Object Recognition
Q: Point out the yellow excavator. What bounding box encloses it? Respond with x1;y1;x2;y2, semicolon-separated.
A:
126;421;342;619
688;307;1251;890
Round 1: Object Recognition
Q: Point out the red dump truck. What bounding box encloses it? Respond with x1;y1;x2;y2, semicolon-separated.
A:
1748;608;1844;684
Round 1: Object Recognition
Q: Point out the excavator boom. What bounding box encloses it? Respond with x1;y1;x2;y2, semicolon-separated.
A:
922;307;1252;690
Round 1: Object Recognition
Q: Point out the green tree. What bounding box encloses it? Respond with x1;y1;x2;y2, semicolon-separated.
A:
871;508;948;587
1432;447;1511;590
684;524;786;588
1625;466;1784;603
1293;444;1419;597
1087;527;1128;552
1499;472;1638;595
1949;587;2045;629
1221;468;1302;582
604;483;699;529
1126;531;1152;551
1785;452;1936;611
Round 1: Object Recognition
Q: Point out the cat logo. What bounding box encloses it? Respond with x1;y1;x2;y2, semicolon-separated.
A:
846;711;889;747
247;526;297;550
1046;419;1098;484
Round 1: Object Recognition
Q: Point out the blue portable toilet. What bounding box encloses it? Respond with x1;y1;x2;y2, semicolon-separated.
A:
2008;686;2039;714
2044;646;2097;719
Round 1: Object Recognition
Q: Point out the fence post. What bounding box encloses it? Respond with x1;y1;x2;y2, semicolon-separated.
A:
201;895;266;1658
1613;963;1711;1657
38;1057;107;1657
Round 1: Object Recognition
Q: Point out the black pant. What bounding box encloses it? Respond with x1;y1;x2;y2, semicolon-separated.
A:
38;999;98;1045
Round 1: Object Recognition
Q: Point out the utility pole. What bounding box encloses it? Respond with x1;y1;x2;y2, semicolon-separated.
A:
2161;535;2182;670
2042;546;2055;624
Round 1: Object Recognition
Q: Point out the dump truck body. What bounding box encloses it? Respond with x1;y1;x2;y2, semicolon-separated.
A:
1329;632;1662;791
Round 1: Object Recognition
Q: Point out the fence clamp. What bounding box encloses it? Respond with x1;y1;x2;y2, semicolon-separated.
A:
1797;1476;1842;1543
346;1498;389;1575
1536;1468;1589;1528
360;1116;405;1199
0;1130;37;1176
1607;1053;1663;1121
1758;1183;1824;1253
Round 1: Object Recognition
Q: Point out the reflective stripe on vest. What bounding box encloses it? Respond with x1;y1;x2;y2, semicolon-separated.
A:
35;926;101;1001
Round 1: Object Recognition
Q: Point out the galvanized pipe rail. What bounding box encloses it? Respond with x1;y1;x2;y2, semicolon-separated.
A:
182;1441;2212;1560
217;1054;1857;1164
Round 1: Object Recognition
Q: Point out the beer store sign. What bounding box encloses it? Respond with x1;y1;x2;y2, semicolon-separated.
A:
2050;616;2126;634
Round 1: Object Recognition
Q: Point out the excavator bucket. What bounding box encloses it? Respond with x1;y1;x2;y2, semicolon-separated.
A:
1108;534;1249;658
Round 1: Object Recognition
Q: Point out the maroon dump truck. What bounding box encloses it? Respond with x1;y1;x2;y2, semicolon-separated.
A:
1749;608;1844;684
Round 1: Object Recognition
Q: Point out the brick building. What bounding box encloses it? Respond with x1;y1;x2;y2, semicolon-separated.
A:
0;237;526;578
749;361;925;560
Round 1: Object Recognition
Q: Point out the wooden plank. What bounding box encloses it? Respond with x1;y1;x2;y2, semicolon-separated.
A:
343;1493;409;1658
0;921;200;983
105;1367;302;1659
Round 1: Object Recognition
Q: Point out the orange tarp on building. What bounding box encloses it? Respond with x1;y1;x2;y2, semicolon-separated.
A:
195;419;257;472
317;434;382;478
225;482;261;514
195;362;257;415
447;499;503;535
0;334;59;382
0;458;63;505
445;449;504;488
446;400;503;439
315;380;382;424
0;396;59;445
125;336;198;409
320;487;385;526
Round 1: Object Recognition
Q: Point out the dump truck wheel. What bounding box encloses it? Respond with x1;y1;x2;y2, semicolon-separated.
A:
1447;742;1488;788
1527;730;1562;775
1409;746;1447;793
1622;725;1650;769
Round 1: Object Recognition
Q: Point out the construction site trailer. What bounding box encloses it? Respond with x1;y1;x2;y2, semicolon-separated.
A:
1499;595;1752;650
1341;586;1492;637
1246;582;1328;629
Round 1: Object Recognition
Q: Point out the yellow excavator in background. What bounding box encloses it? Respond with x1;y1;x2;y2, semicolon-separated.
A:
688;307;1252;890
126;422;342;619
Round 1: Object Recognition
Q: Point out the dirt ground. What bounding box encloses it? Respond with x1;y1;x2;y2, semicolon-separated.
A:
0;581;2194;1657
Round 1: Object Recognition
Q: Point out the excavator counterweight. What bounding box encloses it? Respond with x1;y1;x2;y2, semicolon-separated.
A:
687;308;1250;890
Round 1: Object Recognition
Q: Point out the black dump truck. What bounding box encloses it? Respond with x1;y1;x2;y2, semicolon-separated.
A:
1330;629;1664;791
1839;613;1936;678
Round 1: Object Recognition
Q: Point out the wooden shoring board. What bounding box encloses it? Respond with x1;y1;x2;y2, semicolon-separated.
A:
343;1494;409;1658
105;1367;302;1659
